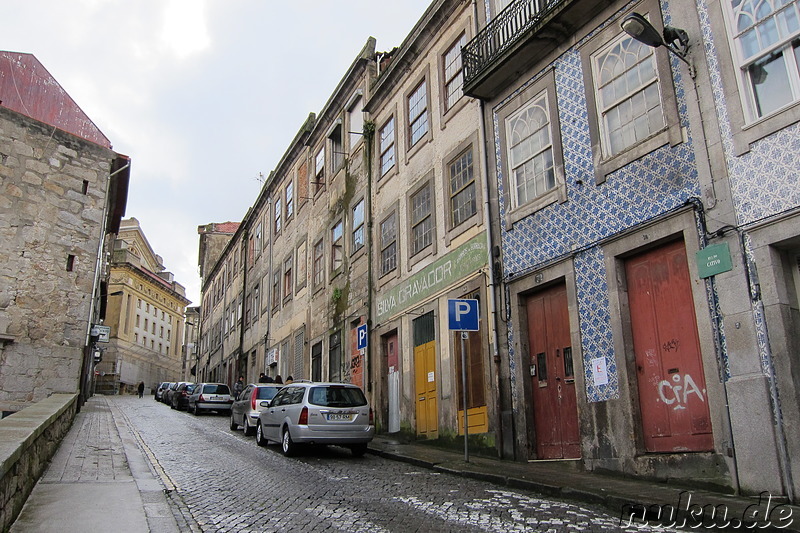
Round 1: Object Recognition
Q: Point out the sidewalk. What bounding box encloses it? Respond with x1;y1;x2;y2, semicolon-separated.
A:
367;435;800;531
10;395;181;533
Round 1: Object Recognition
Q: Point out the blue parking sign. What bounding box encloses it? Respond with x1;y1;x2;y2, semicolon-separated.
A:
357;323;368;350
448;299;479;331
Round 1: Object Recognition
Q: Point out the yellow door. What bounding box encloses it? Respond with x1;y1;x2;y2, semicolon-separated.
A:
415;340;438;437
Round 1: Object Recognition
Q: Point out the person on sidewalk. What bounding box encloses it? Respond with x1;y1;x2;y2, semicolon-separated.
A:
137;381;145;398
233;376;244;400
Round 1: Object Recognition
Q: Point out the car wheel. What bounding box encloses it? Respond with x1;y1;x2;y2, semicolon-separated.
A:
256;423;268;447
229;412;238;431
170;401;176;410
281;428;296;457
243;417;256;437
192;403;200;415
350;443;368;457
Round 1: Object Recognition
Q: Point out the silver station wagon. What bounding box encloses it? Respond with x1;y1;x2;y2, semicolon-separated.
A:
256;382;374;457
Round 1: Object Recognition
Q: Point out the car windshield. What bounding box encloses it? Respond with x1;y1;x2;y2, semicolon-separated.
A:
203;384;230;394
309;386;367;407
256;387;280;400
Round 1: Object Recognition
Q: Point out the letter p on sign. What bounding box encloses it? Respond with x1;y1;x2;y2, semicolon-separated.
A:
448;299;479;331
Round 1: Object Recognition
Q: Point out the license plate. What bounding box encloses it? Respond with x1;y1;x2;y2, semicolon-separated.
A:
327;413;352;421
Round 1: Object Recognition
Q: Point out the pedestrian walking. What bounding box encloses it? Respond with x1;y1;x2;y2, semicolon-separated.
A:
285;376;294;384
137;381;145;398
234;376;244;399
274;375;283;384
258;372;268;383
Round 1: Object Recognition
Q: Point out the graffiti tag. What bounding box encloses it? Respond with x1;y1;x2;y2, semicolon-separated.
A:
657;373;705;411
662;338;680;352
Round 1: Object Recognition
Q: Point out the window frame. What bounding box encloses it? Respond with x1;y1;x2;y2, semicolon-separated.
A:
314;145;326;195
496;70;567;227
379;207;399;281
378;114;397;180
440;31;468;117
285;180;294;222
328;120;345;175
312;237;325;290
712;0;800;154
351;197;365;255
283;254;294;304
273;196;282;236
254;222;263;258
405;70;432;157
271;268;280;312
347;91;365;153
330;219;344;275
444;132;483;243
295;238;308;292
579;0;681;183
406;173;437;266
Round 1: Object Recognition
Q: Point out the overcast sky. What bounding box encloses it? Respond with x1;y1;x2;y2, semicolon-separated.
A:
5;0;432;306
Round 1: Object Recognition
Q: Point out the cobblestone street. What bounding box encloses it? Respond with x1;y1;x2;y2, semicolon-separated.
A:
115;396;674;532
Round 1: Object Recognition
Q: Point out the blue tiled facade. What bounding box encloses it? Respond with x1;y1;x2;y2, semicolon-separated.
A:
493;1;701;404
479;0;799;494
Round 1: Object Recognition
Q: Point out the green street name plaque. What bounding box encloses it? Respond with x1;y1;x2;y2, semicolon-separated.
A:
376;233;488;322
696;242;733;279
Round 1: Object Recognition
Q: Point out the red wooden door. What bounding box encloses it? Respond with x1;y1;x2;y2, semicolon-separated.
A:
526;284;580;459
626;240;713;452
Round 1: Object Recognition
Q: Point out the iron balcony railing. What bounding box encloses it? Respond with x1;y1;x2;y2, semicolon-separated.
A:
463;0;565;87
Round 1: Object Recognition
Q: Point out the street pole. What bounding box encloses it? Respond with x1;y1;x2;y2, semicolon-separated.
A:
461;330;469;463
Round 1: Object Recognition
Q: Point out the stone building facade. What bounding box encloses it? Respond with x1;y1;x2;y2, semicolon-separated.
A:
98;218;190;394
0;52;129;412
364;0;497;446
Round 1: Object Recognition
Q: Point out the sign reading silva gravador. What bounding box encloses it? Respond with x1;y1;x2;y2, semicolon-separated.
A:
376;233;488;323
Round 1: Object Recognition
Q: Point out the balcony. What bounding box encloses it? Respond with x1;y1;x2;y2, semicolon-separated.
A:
463;0;613;100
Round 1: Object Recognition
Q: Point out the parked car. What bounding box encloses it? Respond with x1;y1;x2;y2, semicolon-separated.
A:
187;383;233;415
256;382;374;457
230;383;284;436
163;381;187;406
155;382;172;402
171;382;196;411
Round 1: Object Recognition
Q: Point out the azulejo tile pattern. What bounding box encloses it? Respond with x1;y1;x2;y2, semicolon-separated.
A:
696;0;793;378
742;233;772;376
694;0;800;226
575;248;619;402
693;210;731;381
494;3;702;403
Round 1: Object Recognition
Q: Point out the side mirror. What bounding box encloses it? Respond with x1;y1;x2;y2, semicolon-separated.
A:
259;400;271;408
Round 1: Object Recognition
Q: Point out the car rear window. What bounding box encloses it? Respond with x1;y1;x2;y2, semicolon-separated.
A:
203;384;230;394
256;387;280;400
309;386;367;407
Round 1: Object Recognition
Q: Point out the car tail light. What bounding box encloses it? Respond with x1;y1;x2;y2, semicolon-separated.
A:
199;394;205;402
369;407;374;425
251;389;257;411
299;406;309;425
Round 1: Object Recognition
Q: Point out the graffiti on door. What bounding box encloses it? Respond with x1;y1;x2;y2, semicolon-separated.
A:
657;373;705;411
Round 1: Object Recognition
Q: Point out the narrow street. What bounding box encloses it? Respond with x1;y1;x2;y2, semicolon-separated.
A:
115;396;672;532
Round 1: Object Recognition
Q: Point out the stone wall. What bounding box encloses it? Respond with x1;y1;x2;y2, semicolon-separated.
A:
0;393;77;531
0;107;116;412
